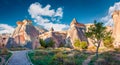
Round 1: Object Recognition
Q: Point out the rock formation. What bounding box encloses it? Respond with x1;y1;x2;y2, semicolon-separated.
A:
35;26;48;34
0;34;10;48
6;19;40;49
39;27;67;48
112;10;120;48
66;18;88;48
4;18;90;49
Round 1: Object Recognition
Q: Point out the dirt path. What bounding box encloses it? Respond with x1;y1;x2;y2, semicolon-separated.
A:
7;50;32;65
82;55;95;65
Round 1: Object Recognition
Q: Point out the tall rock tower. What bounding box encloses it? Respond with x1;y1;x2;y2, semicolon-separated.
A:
6;19;40;49
112;10;120;48
66;18;88;48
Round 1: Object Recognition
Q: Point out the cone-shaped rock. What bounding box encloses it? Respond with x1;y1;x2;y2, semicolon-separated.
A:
66;18;88;48
6;19;40;49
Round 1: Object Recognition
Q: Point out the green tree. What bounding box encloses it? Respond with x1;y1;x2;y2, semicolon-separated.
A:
85;21;106;59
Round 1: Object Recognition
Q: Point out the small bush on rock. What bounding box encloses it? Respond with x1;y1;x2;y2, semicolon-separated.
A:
74;39;88;49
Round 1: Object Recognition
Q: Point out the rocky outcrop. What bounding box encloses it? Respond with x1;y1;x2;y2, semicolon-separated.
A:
5;18;90;49
66;18;88;48
112;10;120;48
0;34;10;48
35;26;48;34
39;27;67;48
6;19;40;49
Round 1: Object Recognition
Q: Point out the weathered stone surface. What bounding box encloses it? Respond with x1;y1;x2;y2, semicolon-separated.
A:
112;10;120;48
39;28;67;48
6;19;40;49
66;18;88;48
0;34;10;48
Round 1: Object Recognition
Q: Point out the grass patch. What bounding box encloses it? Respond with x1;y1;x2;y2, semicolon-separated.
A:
5;52;12;61
9;47;28;51
89;51;120;65
28;48;91;65
0;48;12;65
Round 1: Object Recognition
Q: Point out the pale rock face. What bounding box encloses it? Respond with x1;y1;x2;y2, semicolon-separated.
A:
112;10;120;48
66;18;88;48
39;28;67;48
6;19;40;49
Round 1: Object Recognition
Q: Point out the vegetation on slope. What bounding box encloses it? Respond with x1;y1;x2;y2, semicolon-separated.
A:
89;49;120;65
0;48;12;64
28;48;91;65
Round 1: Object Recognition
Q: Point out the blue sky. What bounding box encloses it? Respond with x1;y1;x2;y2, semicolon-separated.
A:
0;0;120;33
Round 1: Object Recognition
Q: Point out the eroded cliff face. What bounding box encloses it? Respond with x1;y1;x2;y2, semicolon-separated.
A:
112;10;120;47
39;27;67;48
66;18;88;48
6;19;40;49
5;18;89;49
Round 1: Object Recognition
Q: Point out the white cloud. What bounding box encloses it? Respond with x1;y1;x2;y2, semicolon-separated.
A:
101;2;120;26
28;2;69;31
55;8;63;17
0;24;14;34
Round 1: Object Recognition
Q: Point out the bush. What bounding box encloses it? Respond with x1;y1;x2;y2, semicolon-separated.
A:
74;39;80;47
1;48;9;55
40;39;55;48
80;41;88;49
47;39;55;47
51;52;67;65
40;39;46;47
103;36;114;48
74;39;88;49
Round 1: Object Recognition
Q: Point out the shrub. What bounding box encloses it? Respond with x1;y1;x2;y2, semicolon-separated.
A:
47;39;55;47
40;39;55;48
103;36;114;48
74;39;88;49
74;39;80;47
1;48;9;55
51;52;67;65
39;39;46;48
80;41;88;49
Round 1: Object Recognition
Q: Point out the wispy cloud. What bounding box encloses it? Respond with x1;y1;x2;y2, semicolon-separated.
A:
28;2;69;31
101;2;120;26
0;24;14;34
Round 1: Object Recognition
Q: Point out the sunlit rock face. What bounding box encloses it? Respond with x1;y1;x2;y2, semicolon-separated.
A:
112;10;120;48
39;27;67;48
6;19;40;49
66;18;88;48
